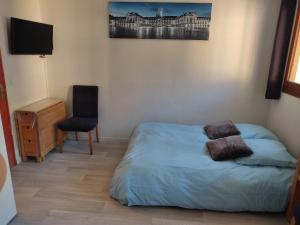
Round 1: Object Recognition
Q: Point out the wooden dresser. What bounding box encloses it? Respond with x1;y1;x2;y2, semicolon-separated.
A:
15;98;66;162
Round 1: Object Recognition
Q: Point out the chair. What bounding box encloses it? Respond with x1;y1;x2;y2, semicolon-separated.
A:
57;85;99;155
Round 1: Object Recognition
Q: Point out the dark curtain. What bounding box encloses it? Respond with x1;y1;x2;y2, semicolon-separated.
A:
265;0;298;99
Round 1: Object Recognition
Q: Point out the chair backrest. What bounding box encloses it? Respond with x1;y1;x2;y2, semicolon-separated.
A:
73;85;98;119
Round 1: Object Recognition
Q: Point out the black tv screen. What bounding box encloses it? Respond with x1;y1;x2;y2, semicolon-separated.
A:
10;18;53;55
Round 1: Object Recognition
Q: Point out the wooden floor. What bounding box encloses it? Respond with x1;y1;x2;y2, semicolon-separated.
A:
10;140;288;225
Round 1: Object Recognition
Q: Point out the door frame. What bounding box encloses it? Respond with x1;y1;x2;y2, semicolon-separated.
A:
0;50;16;167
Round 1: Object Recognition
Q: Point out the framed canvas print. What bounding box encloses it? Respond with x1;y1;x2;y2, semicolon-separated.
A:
109;2;212;40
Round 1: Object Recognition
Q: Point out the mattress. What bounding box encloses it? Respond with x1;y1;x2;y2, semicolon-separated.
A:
111;122;295;212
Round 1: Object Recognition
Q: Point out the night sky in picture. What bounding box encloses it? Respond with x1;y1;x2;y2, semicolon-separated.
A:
109;2;212;17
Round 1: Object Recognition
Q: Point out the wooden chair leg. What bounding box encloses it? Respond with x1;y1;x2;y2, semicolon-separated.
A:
57;129;64;153
75;132;79;141
96;125;100;143
291;217;296;225
88;131;93;155
59;143;64;153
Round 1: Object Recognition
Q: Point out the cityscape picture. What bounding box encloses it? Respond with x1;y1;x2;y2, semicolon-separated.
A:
109;2;212;40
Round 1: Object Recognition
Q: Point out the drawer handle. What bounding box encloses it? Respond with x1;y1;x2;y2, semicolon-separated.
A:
27;139;31;143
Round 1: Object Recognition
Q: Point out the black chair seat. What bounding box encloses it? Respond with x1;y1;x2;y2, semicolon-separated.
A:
58;117;98;132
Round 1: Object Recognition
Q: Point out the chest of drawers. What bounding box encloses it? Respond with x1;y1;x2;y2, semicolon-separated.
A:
15;98;66;162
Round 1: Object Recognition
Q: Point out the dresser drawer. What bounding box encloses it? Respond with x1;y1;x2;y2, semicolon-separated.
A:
22;131;38;154
17;112;36;127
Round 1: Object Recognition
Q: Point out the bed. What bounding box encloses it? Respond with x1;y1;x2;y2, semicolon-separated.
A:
111;122;296;212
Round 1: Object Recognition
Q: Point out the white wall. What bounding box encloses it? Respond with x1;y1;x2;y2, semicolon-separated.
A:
267;93;300;157
39;0;281;139
0;0;49;162
0;117;17;225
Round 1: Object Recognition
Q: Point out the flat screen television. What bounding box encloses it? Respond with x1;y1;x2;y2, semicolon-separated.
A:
10;17;53;55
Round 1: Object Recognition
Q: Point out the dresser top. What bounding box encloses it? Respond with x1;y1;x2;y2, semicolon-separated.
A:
16;98;64;113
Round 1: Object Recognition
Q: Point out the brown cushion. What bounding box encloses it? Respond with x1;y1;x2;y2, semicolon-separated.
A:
204;120;240;139
206;135;253;161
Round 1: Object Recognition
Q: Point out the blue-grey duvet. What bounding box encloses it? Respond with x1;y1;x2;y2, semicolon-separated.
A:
111;123;296;212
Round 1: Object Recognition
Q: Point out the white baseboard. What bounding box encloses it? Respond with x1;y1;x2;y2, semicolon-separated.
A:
98;137;129;144
66;133;129;144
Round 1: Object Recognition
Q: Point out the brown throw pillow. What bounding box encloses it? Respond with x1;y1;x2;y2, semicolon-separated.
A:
207;135;253;161
204;120;240;139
